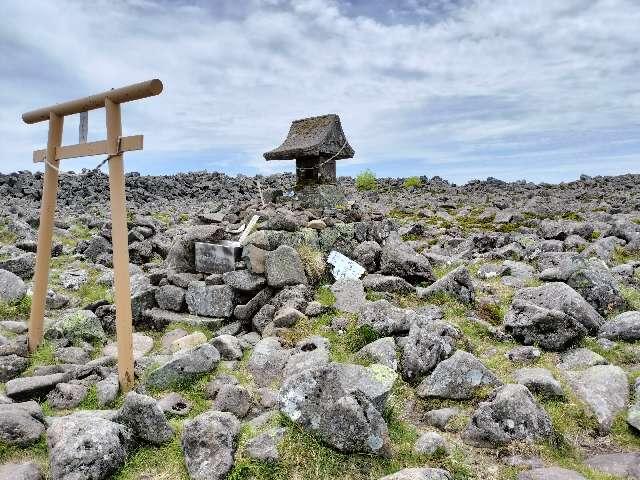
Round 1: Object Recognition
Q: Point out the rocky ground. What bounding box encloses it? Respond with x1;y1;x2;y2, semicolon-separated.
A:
0;169;639;480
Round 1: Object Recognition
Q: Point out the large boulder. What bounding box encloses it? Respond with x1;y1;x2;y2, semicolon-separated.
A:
517;468;586;480
279;363;392;455
417;266;475;304
598;311;640;341
145;343;220;389
584;453;640;480
379;241;435;283
461;384;553;447
6;372;69;401
0;402;46;446
265;245;307;288
47;414;132;480
181;410;240;480
115;392;173;445
401;318;460;381
0;269;26;303
49;310;106;344
0;354;29;382
417;350;501;399
504;282;603;350
562;365;628;434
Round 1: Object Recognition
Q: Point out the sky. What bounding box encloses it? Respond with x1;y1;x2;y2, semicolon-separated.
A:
1;0;639;184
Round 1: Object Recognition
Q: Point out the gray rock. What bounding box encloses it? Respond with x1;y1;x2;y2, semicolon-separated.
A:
96;374;119;406
0;269;27;303
181;410;240;480
83;235;112;262
584;453;640;480
0;354;29;382
50;310;106;344
356;337;398;370
55;346;91;365
417;350;501;400
105;332;154;359
417;266;475;304
154;284;185;312
46;383;88;409
562;365;628;434
244;427;286;462
517;467;586;480
331;279;367;313
115;391;173;445
212;384;251;417
401;319;460;381
59;269;88;290
130;274;157;324
265;245;307;288
0;320;28;334
234;287;274;321
363;274;414;294
352;241;381;273
0;461;43;480
505;346;541;363
564;258;627;316
501;455;544;469
283;336;331;379
222;270;266;292
557;348;608;370
462;384;552;447
47;414;132;480
6;372;69;401
378;468;453;480
145;343;220;389
599;311;640;341
380;241;435;283
424;407;459;430
504;282;603;350
0;253;36;279
514;368;564;397
247;337;292;387
205;374;239;399
161;328;188;350
186;282;235;317
0;402;45;445
211;334;243;360
157;392;192;416
358;300;415;335
273;306;306;328
414;431;448;455
279;363;392;455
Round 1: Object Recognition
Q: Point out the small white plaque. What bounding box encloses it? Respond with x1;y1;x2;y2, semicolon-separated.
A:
327;250;365;280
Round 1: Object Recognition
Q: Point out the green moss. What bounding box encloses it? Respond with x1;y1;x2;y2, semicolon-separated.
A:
314;286;336;307
78;385;100;410
432;264;458;279
0;221;17;245
114;421;188;480
612;246;640;266
178;213;190;223
620;285;640;310
297;245;326;284
581;337;640;365
0;436;49;474
590;230;601;240
151;211;172;226
561;212;584;221
355;170;377;191
26;341;56;375
402;177;422;188
0;295;31;319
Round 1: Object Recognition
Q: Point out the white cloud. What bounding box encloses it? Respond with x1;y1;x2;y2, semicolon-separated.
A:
0;0;638;183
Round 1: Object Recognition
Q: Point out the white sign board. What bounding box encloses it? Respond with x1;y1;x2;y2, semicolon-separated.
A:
327;250;365;280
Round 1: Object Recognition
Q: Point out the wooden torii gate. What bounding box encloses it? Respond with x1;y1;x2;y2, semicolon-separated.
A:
22;79;164;392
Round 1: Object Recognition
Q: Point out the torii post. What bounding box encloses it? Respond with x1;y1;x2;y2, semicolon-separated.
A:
22;79;164;392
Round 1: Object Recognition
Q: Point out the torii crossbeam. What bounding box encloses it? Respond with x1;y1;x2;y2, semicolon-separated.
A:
22;79;163;392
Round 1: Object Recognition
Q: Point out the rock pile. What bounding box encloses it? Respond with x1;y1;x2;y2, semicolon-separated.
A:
0;170;639;479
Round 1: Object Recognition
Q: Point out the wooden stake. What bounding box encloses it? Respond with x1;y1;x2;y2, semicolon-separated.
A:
28;113;63;352
105;98;135;392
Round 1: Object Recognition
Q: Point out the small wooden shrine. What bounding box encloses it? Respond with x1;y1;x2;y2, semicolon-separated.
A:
263;114;354;188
